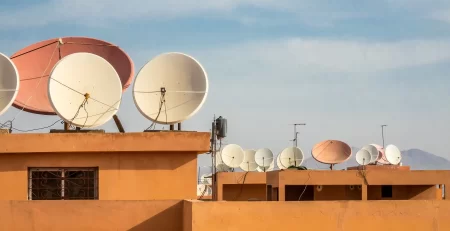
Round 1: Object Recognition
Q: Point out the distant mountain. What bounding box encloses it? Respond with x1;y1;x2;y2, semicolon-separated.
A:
303;147;450;170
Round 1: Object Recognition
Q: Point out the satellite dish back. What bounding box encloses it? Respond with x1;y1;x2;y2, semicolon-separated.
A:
311;140;352;164
371;143;389;164
255;148;274;167
133;52;208;124
279;147;304;169
361;144;379;164
240;149;258;172
276;154;283;169
355;149;371;165
11;37;134;115
257;160;274;172
48;53;122;128
0;53;19;116
385;144;402;165
221;144;244;168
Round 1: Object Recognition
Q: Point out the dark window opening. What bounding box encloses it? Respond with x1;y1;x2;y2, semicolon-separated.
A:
28;168;99;200
381;185;393;198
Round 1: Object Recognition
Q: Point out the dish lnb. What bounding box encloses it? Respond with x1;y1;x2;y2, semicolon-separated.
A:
215;116;227;139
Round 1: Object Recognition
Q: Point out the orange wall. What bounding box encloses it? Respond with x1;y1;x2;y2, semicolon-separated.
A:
222;184;266;201
186;200;450;231
0;200;183;231
0;152;197;200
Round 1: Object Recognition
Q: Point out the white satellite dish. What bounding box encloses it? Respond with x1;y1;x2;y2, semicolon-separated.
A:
276;154;282;169
201;173;212;185
240;149;258;172
48;53;122;127
385;144;402;165
0;52;19;116
255;148;274;167
221;144;244;168
256;160;274;172
279;147;304;169
361;144;379;164
197;184;211;196
355;149;371;166
215;151;231;172
133;52;208;124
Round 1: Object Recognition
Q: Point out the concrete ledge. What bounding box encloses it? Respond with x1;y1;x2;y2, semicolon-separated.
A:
0;132;210;154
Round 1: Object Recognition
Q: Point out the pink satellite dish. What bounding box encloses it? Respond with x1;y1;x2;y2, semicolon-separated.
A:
370;143;389;164
311;140;352;167
10;37;134;115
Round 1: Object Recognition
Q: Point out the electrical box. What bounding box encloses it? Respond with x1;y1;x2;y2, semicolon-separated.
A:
215;116;227;139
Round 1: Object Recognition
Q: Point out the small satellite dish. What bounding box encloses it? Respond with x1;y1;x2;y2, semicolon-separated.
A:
276;154;282;169
355;149;371;166
371;143;389;164
255;148;274;168
279;147;304;169
48;53;122;127
361;144;379;164
215;152;231;172
240;149;258;172
256;160;274;172
133;52;208;124
385;144;402;165
221;144;244;168
0;53;19;116
311;140;351;169
197;184;212;196
201;173;212;185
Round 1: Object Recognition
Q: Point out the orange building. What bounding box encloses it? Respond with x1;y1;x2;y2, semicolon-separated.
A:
0;131;450;231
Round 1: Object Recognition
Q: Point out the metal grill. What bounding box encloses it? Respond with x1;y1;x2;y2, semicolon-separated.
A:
28;168;98;200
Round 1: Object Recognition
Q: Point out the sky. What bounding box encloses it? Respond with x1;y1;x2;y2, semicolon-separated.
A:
1;0;450;171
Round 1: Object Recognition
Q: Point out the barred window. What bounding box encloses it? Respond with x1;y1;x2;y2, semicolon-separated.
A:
28;168;98;200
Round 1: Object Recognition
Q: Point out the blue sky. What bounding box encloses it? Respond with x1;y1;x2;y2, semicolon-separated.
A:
1;0;450;169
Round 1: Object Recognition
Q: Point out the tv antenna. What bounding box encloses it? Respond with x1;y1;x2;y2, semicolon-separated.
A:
290;123;306;147
381;125;387;148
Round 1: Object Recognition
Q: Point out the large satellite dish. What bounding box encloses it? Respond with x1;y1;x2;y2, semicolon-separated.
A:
48;53;122;128
220;144;244;168
0;53;19;116
385;144;402;165
240;149;258;172
11;37;134;115
371;143;389;164
279;147;304;169
361;144;379;164
133;52;208;124
255;148;274;168
311;140;351;169
355;149;371;166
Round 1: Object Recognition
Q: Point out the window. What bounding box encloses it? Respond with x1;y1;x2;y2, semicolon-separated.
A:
28;168;98;200
381;185;393;198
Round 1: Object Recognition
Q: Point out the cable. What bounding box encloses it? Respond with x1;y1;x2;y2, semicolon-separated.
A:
145;88;166;130
297;171;312;201
233;171;249;201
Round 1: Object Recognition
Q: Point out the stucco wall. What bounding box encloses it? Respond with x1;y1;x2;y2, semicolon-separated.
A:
186;200;450;231
0;200;183;231
0;152;197;200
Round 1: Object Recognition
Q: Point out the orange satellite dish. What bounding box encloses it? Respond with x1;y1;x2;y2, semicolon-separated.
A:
10;37;134;115
311;140;352;167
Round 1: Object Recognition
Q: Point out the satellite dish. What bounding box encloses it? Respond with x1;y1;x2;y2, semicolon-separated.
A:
255;148;274;168
221;144;244;168
48;53;122;128
355;149;371;166
276;154;283;169
201;173;212;185
240;149;258;172
216;151;231;172
361;144;379;164
0;53;19;116
11;37;134;115
197;184;211;196
133;52;208;124
311;140;351;169
385;144;402;165
279;147;304;169
371;143;389;164
256;160;274;172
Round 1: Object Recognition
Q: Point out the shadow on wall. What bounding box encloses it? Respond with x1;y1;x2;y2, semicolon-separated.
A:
129;202;184;231
0;152;197;172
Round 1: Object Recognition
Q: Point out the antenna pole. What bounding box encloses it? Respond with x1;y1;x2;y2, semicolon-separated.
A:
381;125;387;148
291;123;306;147
210;115;217;200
